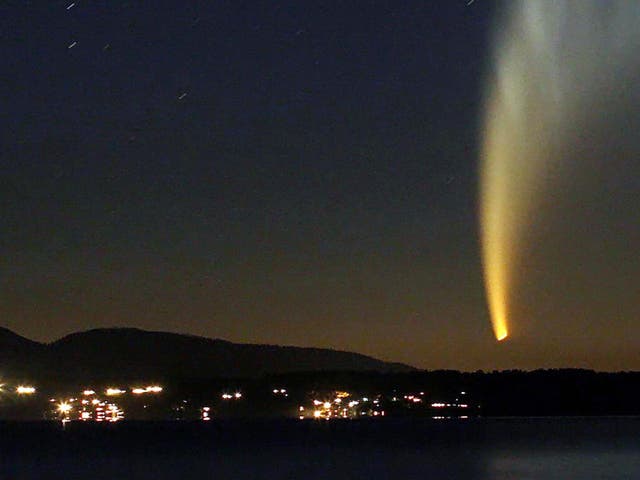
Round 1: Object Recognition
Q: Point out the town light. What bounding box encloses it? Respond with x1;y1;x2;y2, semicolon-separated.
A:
16;386;36;395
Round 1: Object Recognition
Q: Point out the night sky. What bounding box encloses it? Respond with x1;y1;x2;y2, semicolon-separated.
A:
2;1;638;371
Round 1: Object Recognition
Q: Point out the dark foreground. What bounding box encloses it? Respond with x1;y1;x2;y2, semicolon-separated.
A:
1;417;639;479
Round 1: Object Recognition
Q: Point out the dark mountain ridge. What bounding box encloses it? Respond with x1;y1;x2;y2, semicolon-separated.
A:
0;327;414;382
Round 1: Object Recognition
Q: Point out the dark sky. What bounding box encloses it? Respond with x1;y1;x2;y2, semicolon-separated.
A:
1;1;638;371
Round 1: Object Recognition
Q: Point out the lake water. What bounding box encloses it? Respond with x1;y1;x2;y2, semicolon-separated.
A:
1;417;639;479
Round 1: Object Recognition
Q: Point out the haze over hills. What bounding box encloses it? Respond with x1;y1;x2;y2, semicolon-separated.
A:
0;327;414;382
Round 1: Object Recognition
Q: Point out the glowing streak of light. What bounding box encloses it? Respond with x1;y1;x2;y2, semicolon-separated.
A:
480;1;640;341
480;0;562;341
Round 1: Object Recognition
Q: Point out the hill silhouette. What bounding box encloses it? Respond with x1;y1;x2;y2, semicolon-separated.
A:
0;328;414;382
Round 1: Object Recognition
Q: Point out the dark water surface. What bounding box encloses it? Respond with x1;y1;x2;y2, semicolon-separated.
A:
1;417;639;479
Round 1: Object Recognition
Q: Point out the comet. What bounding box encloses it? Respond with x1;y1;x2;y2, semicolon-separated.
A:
480;1;640;341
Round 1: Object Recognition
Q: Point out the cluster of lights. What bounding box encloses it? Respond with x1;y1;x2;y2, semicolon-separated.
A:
272;388;288;397
106;388;126;396
201;407;211;421
432;415;469;420
11;382;170;422
404;395;423;404
104;386;162;396
221;392;242;400
43;384;166;423
8;380;476;422
430;402;468;409
90;400;124;422
299;389;472;420
304;392;384;420
16;386;36;395
131;386;163;395
51;396;124;423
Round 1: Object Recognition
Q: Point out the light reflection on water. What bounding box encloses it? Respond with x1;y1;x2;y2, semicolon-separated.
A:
1;418;639;479
488;451;640;480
